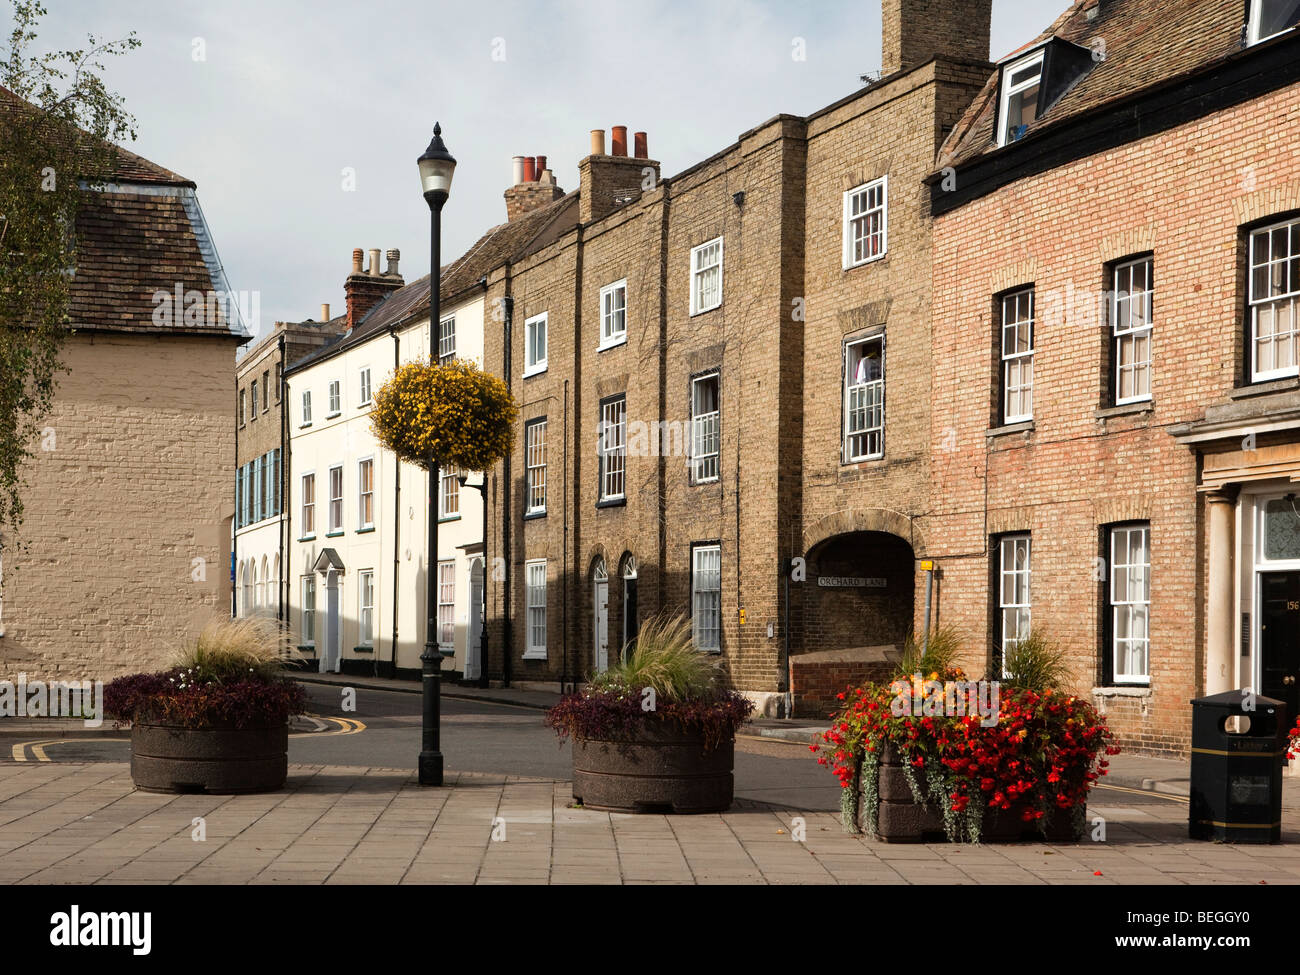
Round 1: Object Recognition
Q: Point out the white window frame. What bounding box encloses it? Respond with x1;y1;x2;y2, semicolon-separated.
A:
599;279;628;349
1001;288;1035;424
997;50;1045;147
439;467;459;519
358;569;374;647
239;388;246;426
690;372;720;484
1248;217;1300;382
301;575;316;647
300;471;316;538
598;395;627;502
842;177;888;269
358;457;374;529
524;559;547;659
250;379;259;421
525;418;547;515
998;534;1032;674
1249;0;1300;44
328;464;344;533
301;390;312;427
262;371;270;412
437;561;455;649
1109;524;1151;685
691;545;722;653
690;238;723;315
1112;257;1154;405
327;379;341;417
358;367;372;406
844;337;885;462
524;312;548;377
438;316;456;362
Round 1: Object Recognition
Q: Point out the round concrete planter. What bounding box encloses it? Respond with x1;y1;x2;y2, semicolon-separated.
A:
572;721;735;814
130;719;288;794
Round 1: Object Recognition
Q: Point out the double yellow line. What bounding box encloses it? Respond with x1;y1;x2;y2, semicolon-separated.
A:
9;714;365;761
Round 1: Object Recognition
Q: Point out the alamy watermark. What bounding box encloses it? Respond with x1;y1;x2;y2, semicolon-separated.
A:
0;674;103;727
890;674;1000;728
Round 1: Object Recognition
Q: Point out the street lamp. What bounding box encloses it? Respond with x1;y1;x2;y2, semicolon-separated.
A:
417;122;456;787
458;471;490;689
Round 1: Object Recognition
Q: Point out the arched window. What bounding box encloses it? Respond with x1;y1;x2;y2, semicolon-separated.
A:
253;560;261;611
241;561;253;615
271;554;281;613
259;556;269;610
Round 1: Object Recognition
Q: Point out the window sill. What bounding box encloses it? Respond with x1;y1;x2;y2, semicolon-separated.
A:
690;477;721;487
438;515;461;524
842;251;888;272
359;401;372;409
596;497;627;509
353;645;374;654
689;303;722;318
356;526;376;534
298;535;316;543
598;338;627;353
524;509;547;521
300;422;313;429
841;453;885;467
1094;401;1154;420
522;366;548;379
296;645;316;654
522;649;547;661
1091;684;1151;697
986;420;1034;439
1230;376;1300;399
325;531;344;538
325;411;341;420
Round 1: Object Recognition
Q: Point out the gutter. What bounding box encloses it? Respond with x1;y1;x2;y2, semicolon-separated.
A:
278;332;287;626
502;281;514;688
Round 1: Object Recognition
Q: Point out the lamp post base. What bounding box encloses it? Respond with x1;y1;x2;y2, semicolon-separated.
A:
418;750;444;786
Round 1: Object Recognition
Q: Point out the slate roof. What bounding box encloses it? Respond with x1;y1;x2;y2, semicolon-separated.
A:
1;85;245;338
286;190;580;373
937;0;1286;170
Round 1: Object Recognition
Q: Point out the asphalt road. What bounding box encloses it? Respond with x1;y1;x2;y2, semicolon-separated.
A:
5;685;844;811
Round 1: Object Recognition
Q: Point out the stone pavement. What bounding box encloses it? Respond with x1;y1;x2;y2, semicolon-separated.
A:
2;762;1299;885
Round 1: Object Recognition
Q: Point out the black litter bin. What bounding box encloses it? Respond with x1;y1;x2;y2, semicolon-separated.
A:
1189;690;1287;844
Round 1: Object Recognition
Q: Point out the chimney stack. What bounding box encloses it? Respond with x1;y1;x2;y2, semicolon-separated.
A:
504;153;565;222
386;248;401;277
579;126;659;224
345;246;405;328
512;155;525;185
320;303;330;322
881;0;991;76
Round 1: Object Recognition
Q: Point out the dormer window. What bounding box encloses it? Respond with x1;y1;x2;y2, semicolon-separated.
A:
997;52;1044;146
994;39;1096;148
1249;0;1300;44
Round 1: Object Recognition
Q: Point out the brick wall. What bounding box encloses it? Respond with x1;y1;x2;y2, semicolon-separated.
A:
3;332;236;679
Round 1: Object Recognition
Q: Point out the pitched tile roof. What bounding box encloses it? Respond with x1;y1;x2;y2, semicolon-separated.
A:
938;0;1274;170
2;85;245;337
287;191;580;372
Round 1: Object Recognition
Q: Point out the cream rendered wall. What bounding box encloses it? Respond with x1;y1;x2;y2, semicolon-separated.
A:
286;293;485;676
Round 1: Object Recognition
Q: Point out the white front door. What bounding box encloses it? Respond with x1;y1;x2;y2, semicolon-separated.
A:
594;575;609;673
466;559;483;680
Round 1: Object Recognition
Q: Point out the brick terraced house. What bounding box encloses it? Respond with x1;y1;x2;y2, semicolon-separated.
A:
0;88;251;678
927;0;1300;754
480;0;992;716
233;307;346;625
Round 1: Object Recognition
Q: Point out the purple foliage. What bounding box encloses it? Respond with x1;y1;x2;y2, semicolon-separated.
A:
104;669;309;729
546;688;754;753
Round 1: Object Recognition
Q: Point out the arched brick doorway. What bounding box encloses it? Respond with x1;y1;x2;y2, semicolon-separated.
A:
794;529;916;717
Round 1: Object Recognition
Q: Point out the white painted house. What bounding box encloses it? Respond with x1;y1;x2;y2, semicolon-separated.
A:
283;250;489;679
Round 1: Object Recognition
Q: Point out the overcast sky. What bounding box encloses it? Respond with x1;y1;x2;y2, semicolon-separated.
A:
15;0;1066;340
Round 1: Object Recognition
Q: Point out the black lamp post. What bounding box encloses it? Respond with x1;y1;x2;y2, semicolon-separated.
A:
417;122;456;787
458;471;490;689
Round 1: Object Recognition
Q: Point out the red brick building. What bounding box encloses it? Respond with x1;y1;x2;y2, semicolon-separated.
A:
927;0;1300;754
